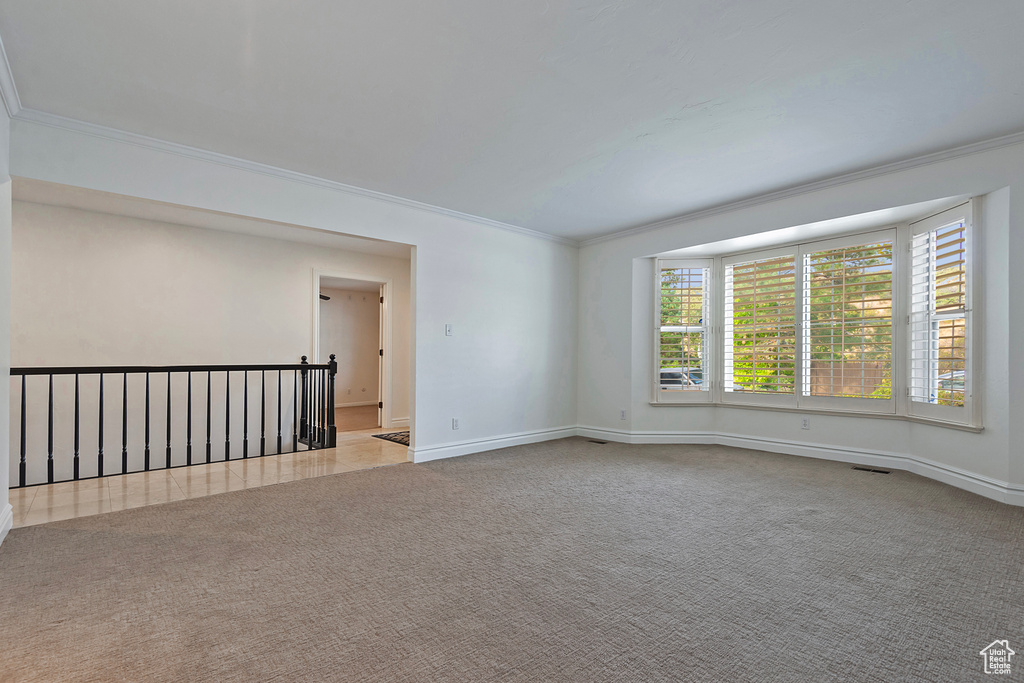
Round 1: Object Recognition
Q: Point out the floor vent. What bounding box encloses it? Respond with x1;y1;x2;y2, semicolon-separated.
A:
588;440;609;445
852;466;892;475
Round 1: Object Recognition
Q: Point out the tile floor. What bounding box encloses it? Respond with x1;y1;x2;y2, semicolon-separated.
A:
10;426;410;528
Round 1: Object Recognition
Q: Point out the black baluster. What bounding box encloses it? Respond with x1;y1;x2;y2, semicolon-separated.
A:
320;368;326;445
292;370;298;452
277;370;282;455
144;372;151;471
243;371;249;459
311;367;318;448
300;356;308;441
206;371;212;463
166;371;172;469
122;374;128;474
327;354;337;448
186;372;192;466
73;374;80;480
225;371;231;461
47;374;54;484
19;376;26;487
259;371;266;456
98;374;105;477
307;366;313;451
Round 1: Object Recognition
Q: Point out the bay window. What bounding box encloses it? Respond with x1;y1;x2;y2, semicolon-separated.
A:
653;199;977;427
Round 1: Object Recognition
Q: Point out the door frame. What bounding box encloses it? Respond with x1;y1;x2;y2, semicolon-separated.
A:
311;268;394;430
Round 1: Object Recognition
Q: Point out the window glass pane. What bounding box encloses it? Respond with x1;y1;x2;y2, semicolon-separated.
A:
910;220;968;406
725;255;796;394
802;241;893;399
660;267;704;327
934;224;967;311
659;267;707;392
935;318;966;406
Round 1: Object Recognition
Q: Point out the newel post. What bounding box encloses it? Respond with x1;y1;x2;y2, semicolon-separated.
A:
299;356;309;440
326;354;338;448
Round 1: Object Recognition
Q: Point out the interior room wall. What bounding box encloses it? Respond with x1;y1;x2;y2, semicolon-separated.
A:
318;287;380;406
578;140;1024;502
0;107;11;544
8;200;412;483
8;117;581;462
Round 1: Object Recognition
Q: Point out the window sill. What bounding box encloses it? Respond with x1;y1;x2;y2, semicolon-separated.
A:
648;400;984;433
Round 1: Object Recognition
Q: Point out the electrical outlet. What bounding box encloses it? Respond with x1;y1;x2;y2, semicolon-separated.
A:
452;418;459;430
620;409;627;420
801;417;811;430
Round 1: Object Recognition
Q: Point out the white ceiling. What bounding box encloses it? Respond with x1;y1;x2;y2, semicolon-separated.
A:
1;1;1022;240
12;178;413;259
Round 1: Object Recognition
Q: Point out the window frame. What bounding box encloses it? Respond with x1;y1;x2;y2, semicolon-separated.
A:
652;258;713;404
797;229;898;415
906;202;976;425
651;198;981;429
721;246;799;409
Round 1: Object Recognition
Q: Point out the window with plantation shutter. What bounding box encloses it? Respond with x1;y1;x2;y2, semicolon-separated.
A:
655;261;710;401
651;197;978;427
801;239;894;402
909;204;971;419
724;252;796;400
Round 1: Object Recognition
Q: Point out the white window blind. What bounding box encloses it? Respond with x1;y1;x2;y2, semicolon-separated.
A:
658;264;709;393
802;241;893;399
724;254;796;395
910;218;968;407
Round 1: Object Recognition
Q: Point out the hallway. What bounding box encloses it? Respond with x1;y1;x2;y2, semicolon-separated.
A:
335;405;380;432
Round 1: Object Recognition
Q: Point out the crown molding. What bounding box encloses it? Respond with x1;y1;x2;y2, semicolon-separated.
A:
5;14;1024;251
11;107;579;247
580;129;1024;247
0;31;22;117
0;29;573;244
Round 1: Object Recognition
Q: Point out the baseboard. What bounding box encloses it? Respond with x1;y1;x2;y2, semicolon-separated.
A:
389;417;410;429
335;401;378;408
0;503;13;549
409;426;578;463
578;426;718;445
400;422;1023;507
579;426;1024;507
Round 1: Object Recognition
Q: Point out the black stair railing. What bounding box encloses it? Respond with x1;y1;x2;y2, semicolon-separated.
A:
10;355;338;488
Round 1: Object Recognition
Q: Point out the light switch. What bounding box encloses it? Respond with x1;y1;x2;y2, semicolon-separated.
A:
445;324;453;336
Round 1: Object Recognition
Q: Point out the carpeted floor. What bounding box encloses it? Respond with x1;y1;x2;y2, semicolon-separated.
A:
1;437;1022;681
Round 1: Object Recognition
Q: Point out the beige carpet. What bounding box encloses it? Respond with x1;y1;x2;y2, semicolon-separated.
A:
1;438;1022;681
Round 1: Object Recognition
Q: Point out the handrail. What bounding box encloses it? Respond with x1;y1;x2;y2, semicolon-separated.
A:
12;362;329;375
9;355;338;488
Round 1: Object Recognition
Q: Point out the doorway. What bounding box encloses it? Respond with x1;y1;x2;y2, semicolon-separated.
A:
313;273;390;432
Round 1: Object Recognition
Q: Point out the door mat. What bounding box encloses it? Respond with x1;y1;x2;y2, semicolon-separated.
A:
372;431;410;446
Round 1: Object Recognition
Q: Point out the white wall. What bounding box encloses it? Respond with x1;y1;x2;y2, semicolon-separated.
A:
319;287;380;406
8;201;412;484
0;106;10;544
578;140;1024;503
8;118;581;462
